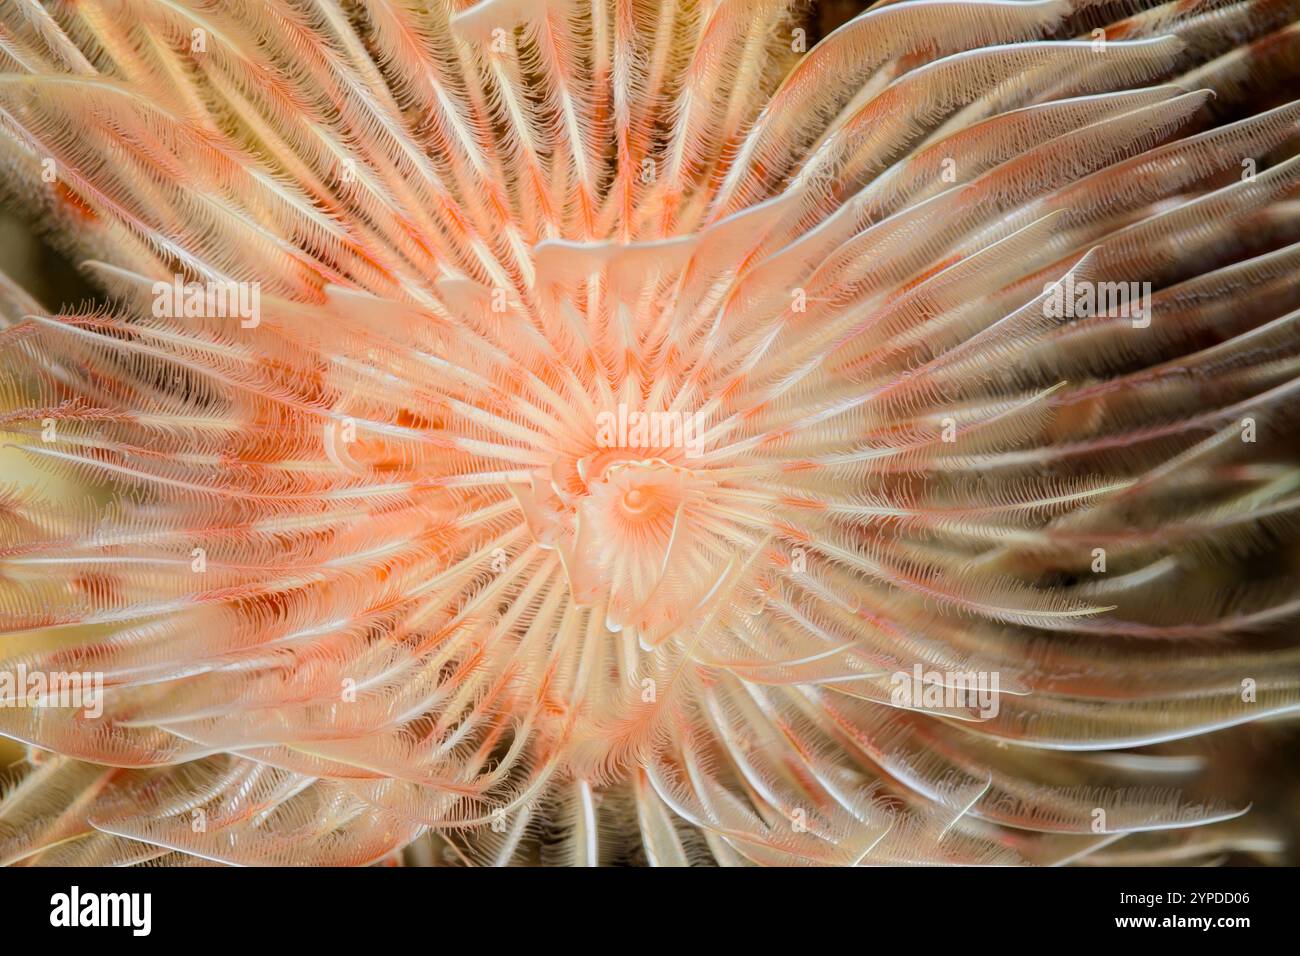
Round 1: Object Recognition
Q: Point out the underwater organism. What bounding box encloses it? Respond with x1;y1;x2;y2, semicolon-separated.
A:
1;0;1299;866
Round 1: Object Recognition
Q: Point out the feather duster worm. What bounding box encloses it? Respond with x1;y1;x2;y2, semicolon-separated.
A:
1;0;1299;866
